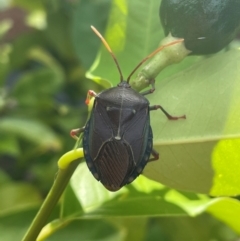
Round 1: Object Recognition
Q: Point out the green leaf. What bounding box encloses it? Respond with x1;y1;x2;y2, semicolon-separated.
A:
0;207;61;241
166;191;240;234
69;163;240;236
0;182;41;215
0;117;61;150
0;209;40;241
70;163;187;217
71;0;111;69
44;10;75;60
0;41;11;84
9;32;44;69
143;49;240;196
0;20;13;40
44;219;123;241
0;169;11;184
206;198;240;234
0;133;20;156
70;166;240;233
28;47;65;84
60;184;83;218
12;48;64;107
12;0;44;11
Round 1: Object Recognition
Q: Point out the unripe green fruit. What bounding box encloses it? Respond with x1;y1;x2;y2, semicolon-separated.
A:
160;0;240;54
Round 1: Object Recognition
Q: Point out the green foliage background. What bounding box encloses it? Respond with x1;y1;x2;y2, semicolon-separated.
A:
0;0;240;240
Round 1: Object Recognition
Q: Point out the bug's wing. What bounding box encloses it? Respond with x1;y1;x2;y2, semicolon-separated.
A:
93;139;134;191
123;108;152;165
86;102;113;160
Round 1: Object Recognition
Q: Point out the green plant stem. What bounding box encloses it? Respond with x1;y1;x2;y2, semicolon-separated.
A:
131;34;191;92
21;159;81;241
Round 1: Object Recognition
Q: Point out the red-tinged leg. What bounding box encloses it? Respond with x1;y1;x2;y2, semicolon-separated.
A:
70;127;85;140
150;105;186;120
140;79;156;96
149;148;159;162
85;90;97;105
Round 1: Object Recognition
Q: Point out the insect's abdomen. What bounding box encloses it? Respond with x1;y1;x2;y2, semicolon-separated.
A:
94;140;134;191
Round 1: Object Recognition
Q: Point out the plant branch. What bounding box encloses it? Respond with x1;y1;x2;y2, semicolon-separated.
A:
131;34;191;92
21;159;81;241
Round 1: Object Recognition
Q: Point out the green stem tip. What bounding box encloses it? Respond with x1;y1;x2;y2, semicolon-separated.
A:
131;34;191;92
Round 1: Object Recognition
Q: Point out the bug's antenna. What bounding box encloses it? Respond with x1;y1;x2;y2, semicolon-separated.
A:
126;39;184;83
91;26;124;82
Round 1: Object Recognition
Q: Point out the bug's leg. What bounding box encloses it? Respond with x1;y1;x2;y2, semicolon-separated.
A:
85;90;97;105
140;79;155;96
150;105;186;120
60;127;85;169
70;126;85;140
149;148;159;162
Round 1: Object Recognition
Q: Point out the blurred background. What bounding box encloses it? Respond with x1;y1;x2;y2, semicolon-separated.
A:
0;0;240;240
0;0;103;196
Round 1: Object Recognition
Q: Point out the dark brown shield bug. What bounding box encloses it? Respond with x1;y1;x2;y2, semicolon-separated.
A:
71;26;185;191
